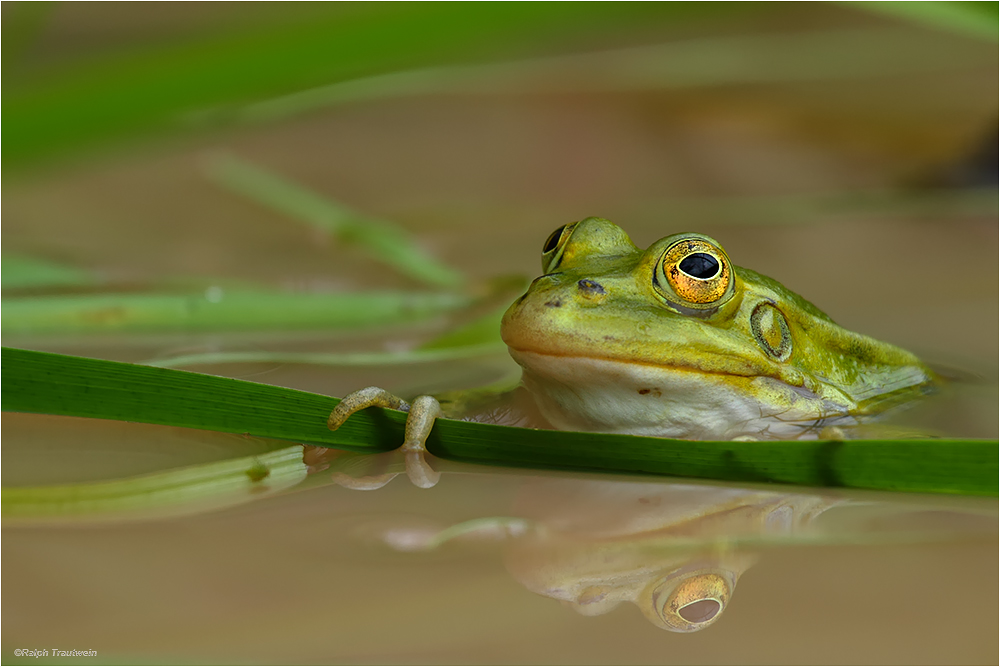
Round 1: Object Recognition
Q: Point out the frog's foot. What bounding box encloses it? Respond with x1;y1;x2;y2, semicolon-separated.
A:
327;387;441;490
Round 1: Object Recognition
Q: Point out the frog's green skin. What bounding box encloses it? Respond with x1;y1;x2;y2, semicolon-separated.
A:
499;218;933;440
327;218;934;488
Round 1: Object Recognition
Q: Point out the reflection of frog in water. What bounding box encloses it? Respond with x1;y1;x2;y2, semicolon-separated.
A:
373;478;837;633
327;218;933;488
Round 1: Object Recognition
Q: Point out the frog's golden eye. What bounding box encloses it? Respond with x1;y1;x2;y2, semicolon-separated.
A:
647;572;730;633
653;237;734;312
541;222;577;274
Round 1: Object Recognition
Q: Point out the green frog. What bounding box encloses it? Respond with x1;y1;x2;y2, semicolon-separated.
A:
327;218;934;489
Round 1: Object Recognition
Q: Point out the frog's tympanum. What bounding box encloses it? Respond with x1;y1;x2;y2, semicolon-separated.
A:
327;218;933;489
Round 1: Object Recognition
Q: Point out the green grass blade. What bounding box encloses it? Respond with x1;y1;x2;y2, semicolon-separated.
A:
2;4;695;168
2;444;307;522
418;304;509;350
2;289;470;336
204;154;463;288
849;1;998;41
238;26;991;124
143;344;506;369
633;188;999;227
2;347;366;449
2;347;996;495
1;255;98;290
5;4;988;168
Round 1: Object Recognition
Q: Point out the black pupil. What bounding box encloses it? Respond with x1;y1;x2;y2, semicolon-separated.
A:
543;225;566;253
678;253;719;279
678;599;721;624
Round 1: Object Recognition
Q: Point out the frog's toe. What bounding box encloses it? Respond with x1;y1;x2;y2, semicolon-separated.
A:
327;386;410;430
326;391;442;489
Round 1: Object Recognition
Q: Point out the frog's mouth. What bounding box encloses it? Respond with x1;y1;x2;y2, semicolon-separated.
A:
506;343;756;379
505;345;817;396
500;297;795;385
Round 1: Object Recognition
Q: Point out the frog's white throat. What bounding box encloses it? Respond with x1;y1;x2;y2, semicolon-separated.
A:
508;349;851;441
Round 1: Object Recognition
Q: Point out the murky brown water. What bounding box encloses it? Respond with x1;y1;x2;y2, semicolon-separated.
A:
3;4;997;664
4;413;997;663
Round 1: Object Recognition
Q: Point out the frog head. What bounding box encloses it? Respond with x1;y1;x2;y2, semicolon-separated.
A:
501;218;932;439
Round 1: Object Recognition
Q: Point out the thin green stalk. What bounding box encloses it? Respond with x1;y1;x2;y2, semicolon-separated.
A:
144;343;507;369
204;154;463;288
3;445;307;521
2;289;470;336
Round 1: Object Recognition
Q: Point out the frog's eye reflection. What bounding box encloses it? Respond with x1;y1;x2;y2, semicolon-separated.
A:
646;571;731;632
653;237;734;311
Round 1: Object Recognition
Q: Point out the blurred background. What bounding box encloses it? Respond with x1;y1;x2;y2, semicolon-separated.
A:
3;2;997;664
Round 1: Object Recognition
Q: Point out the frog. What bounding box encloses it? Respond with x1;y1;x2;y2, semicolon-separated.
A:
326;217;934;489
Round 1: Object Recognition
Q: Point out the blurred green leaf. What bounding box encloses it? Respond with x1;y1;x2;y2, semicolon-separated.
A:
2;3;713;168
1;1;55;69
849;1;998;40
2;289;471;336
632;187;999;227
144;344;506;370
205;154;463;288
5;3;993;169
418;304;510;351
3;347;997;495
238;26;993;124
2;255;97;290
3;444;307;521
5;3;990;169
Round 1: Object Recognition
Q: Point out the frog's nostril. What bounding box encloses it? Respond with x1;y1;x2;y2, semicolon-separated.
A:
577;279;606;295
677;598;721;624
